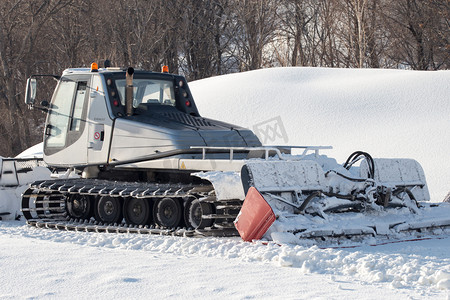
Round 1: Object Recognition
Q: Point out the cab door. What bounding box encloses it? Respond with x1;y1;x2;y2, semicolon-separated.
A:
86;74;114;165
43;75;91;166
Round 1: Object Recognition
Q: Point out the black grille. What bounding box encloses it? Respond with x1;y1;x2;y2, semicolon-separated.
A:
2;158;47;173
162;112;213;127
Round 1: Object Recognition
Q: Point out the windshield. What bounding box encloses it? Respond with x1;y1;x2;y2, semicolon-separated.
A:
115;79;175;108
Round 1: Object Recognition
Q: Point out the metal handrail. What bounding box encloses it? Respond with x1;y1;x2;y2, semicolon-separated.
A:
190;145;332;161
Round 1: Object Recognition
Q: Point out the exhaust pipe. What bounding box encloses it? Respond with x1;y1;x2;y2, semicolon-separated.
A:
125;67;134;116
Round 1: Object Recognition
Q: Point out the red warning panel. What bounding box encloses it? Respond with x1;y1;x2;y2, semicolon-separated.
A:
234;187;276;242
94;132;100;140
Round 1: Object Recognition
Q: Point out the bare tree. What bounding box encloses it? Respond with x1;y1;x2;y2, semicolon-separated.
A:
0;0;448;156
231;0;279;71
179;1;222;79
384;0;449;70
0;0;72;156
275;0;315;66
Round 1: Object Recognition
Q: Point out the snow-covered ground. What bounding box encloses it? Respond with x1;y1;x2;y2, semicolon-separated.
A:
1;67;449;299
1;221;449;299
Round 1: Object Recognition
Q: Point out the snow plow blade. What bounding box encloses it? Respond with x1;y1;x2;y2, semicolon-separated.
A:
234;187;275;241
236;153;450;245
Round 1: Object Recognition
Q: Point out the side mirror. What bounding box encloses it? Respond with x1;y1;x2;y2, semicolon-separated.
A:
25;78;37;106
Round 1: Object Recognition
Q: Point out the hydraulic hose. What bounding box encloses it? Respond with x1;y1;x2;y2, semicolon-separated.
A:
343;151;375;179
324;170;370;183
298;191;322;213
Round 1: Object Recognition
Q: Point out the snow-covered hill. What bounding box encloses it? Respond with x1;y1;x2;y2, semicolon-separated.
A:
190;67;450;201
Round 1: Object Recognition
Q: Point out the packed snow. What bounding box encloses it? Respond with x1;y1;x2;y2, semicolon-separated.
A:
1;67;449;299
1;221;449;299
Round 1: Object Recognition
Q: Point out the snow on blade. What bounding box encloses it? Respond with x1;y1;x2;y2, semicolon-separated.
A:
193;171;245;200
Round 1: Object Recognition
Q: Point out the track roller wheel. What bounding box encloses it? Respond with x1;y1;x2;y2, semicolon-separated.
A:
95;196;123;224
153;198;181;228
123;198;151;226
21;188;36;220
187;199;213;229
66;195;93;220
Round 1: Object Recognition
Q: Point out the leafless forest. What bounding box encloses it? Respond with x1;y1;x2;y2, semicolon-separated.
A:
0;0;448;156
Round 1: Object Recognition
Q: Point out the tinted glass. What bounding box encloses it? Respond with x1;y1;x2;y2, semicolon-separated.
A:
70;82;87;131
114;79;175;107
46;81;76;148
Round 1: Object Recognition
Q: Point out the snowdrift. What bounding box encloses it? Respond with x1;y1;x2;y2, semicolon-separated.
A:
190;67;450;201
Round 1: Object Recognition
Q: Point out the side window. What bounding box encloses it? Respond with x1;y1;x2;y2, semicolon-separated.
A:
46;80;77;148
45;79;89;152
70;82;87;131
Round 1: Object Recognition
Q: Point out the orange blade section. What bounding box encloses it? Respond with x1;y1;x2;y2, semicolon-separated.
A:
235;187;276;241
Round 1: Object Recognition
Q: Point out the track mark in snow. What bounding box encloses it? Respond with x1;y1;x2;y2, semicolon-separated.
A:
122;277;140;283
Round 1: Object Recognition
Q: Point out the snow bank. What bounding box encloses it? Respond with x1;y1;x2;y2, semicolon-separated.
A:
190;67;450;201
16;142;43;158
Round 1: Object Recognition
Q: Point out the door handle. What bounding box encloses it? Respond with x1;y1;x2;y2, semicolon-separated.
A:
44;124;52;136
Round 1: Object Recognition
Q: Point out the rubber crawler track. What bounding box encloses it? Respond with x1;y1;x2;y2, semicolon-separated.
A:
25;218;239;237
21;178;241;238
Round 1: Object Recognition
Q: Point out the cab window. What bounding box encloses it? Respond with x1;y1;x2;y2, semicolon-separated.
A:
46;80;76;148
115;79;175;107
45;78;89;153
70;82;87;131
